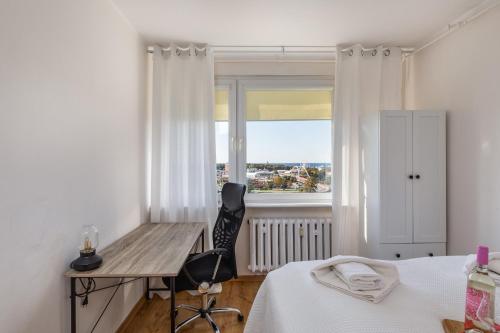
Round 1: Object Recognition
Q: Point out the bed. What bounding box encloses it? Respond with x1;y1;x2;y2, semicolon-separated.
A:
244;256;500;333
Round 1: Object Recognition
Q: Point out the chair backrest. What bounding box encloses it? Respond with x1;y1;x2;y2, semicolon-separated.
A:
212;182;246;277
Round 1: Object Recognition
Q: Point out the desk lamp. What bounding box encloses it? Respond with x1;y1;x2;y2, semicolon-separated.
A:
70;224;103;271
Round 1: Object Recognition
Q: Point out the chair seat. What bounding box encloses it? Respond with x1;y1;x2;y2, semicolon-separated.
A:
162;253;234;292
186;282;222;296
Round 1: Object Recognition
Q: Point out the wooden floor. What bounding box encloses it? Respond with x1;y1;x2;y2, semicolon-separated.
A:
119;276;264;333
441;319;464;333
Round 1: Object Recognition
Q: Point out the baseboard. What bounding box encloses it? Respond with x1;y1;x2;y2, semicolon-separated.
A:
236;275;266;281
116;296;146;332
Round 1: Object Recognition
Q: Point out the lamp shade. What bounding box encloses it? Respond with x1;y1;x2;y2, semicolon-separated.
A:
80;224;99;253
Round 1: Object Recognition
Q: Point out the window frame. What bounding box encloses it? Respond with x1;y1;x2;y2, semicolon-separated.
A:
216;77;334;205
215;79;237;189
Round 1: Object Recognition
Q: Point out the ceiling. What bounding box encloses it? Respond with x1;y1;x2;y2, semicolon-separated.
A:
112;0;485;47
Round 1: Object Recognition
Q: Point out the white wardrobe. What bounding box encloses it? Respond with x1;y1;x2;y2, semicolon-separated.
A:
361;110;446;260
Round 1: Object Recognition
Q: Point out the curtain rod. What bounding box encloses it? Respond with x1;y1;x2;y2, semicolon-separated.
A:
412;0;500;55
146;45;414;54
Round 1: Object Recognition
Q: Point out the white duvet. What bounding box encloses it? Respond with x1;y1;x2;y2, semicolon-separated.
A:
244;256;500;333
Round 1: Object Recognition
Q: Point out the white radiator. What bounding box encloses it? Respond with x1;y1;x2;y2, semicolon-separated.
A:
249;217;333;273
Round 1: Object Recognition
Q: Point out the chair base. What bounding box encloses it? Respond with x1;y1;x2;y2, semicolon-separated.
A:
174;296;244;333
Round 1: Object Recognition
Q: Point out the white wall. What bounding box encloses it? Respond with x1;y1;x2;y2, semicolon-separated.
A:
216;61;335;77
0;0;147;332
405;6;500;255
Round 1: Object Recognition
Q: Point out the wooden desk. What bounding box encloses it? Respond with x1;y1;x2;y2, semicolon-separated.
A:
65;222;206;333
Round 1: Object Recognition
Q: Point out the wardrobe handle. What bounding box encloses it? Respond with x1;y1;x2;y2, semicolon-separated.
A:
415;174;421;179
231;137;236;152
238;138;243;152
408;175;414;179
395;253;401;258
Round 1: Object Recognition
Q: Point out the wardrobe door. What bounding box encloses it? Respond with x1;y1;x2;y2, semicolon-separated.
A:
380;111;413;243
412;111;446;243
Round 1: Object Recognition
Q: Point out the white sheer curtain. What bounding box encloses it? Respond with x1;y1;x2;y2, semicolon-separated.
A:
150;44;218;230
332;45;402;255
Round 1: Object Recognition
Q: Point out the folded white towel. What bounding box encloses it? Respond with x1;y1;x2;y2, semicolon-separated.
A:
310;255;400;303
334;262;385;291
463;252;500;285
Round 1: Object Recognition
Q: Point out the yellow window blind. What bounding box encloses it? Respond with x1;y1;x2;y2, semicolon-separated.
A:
246;90;332;121
215;89;229;121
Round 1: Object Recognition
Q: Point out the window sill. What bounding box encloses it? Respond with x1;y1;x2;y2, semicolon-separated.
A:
245;202;331;208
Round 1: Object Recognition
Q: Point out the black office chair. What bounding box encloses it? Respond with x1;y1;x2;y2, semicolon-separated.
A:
163;182;246;333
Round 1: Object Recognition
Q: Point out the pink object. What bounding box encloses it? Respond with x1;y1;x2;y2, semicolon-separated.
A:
477;245;489;266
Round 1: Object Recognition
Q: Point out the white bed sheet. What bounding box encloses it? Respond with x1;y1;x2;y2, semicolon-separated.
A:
245;256;500;333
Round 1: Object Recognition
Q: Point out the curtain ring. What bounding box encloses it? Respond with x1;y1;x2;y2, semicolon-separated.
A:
175;48;191;56
348;49;354;56
194;48;207;56
371;49;377;56
384;49;391;56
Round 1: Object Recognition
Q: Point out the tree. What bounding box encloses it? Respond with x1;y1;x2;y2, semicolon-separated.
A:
303;177;318;193
273;175;283;187
248;182;255;192
317;169;326;181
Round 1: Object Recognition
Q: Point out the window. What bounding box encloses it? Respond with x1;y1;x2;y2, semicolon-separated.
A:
215;78;333;204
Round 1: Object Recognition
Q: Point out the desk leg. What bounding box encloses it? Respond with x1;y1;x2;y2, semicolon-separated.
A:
201;229;205;252
145;277;150;300
70;277;76;333
170;277;176;333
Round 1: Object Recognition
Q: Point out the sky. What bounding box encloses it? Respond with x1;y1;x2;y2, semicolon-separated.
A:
215;120;331;164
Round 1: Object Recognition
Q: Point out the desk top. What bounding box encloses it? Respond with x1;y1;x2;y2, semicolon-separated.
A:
65;222;205;278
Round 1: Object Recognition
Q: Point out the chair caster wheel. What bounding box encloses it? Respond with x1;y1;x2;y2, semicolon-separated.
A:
238;314;244;322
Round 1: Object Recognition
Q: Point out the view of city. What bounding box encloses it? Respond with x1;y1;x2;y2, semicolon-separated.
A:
215;88;333;195
217;163;331;193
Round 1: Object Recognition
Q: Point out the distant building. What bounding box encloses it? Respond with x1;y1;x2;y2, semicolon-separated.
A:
247;170;273;179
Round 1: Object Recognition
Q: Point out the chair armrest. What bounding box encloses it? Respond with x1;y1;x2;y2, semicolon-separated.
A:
185;248;230;264
182;248;231;288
